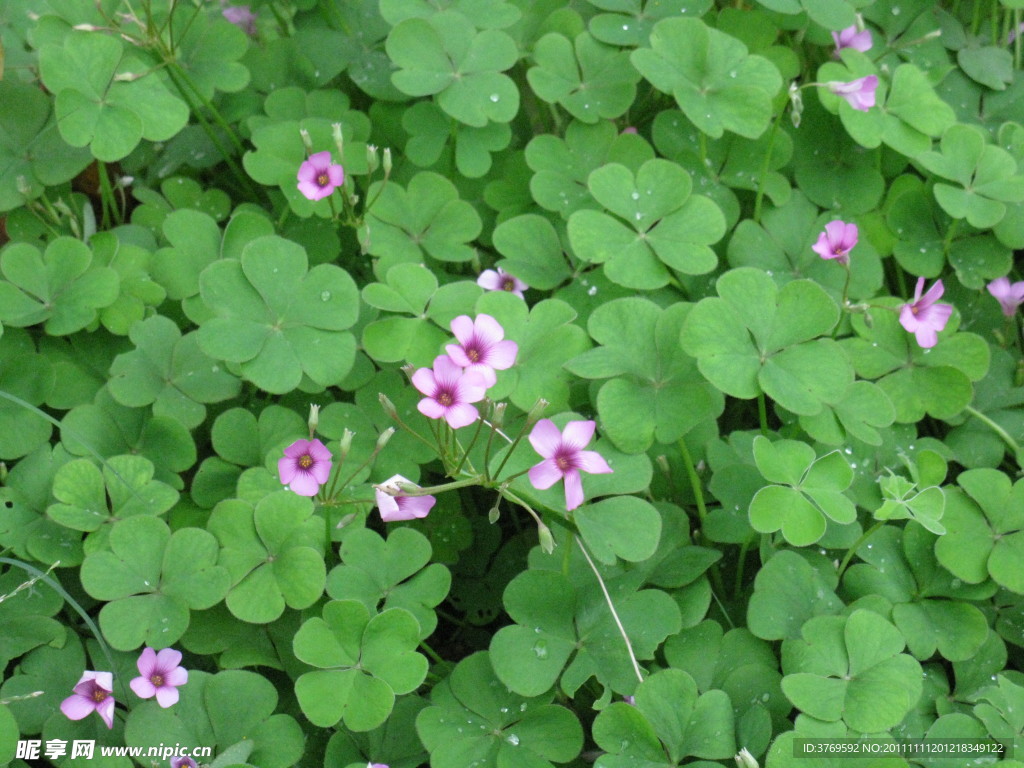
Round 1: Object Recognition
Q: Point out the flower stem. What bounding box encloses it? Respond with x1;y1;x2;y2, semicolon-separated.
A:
398;476;483;496
575;536;644;685
753;108;784;224
492;420;530;480
757;391;770;436
836;519;886;579
964;404;1023;465
453;414;485;476
677;437;708;525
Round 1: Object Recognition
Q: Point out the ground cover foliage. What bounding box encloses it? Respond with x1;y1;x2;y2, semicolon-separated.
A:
0;0;1023;767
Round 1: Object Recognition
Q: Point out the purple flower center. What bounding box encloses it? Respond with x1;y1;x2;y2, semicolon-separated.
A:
316;172;330;187
150;674;164;687
555;450;575;471
466;347;481;363
501;277;516;291
92;689;108;703
298;454;314;469
438;391;454;407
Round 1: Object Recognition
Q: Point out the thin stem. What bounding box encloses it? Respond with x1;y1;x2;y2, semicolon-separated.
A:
419;640;445;665
454;415;486;476
575;537;644;685
753;108;784;224
964;405;1022;464
943;218;961;256
399;476;483;496
757;391;770;436
677;438;708;525
492;422;530;480
836;520;886;579
734;538;752;600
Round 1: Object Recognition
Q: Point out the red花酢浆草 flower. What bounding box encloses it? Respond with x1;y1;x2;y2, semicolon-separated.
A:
130;647;188;708
60;671;116;729
374;475;436;522
987;277;1024;317
812;220;858;264
826;75;878;111
278;439;332;496
527;419;613;511
832;25;872;54
445;314;518;388
900;277;953;348
477;268;528;298
296;151;344;201
412;355;488;429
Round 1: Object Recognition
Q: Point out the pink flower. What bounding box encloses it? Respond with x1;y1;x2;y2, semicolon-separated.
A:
60;671;115;729
445;314;519;387
297;151;344;201
367;764;389;768
477;268;528;298
412;355;488;429
278;439;333;496
374;475;436;522
222;5;257;36
827;75;878;111
621;126;638;135
171;759;198;768
900;277;953;348
987;277;1024;317
527;419;613;512
832;25;872;55
130;647;188;708
812;220;858;264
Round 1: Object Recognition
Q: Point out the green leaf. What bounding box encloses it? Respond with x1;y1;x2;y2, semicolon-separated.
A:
747;551;844;640
631;18;782;139
492;214;572;290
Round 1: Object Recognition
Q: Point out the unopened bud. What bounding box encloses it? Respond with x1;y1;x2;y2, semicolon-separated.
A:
735;748;759;768
382;147;392;176
0;462;7;483
378;393;398;420
490;401;506;430
488;497;501;523
299;128;314;154
400;363;416;381
375;427;395;453
73;23;101;31
113;71;141;82
307;404;320;437
366;144;380;173
655;455;670;475
331;123;344;159
339;428;354;461
537;522;555;554
16;176;31;197
525;398;549;427
335;512;356;529
788;82;803;129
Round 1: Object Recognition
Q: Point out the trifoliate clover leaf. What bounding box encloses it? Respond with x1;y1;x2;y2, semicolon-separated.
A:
682;268;851;417
935;469;1024;594
211;405;305;470
528;32;640;123
327;527;451;639
89;231;167;336
0;237;119;335
747;550;844;641
208;491;326;623
781;610;923;733
387;11;519;127
567;298;724;454
150;209;223;302
359;172;483;273
748;437;855;547
381;0;521;28
0;80;91;213
172;12;251;100
587;0;714;47
753;0;859;29
0;329;55;460
491;214;572;291
47;454;178;533
79;515;230;650
631;17;782;140
416;651;583;768
294;600;428;731
568;159;725;289
38;32;189;161
197;235;359;394
402;100;513;177
109;316;241;430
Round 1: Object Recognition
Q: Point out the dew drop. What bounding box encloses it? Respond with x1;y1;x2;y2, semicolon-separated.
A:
631;191;640;200
533;640;549;659
506;734;520;746
489;93;500;102
320;290;331;301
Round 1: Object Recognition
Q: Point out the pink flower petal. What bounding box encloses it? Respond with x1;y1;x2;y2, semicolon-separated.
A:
432;354;462;384
473;314;506;346
445;344;474;368
563;470;585;511
529;458;563;490
96;696;115;729
288;471;321;496
487;340;518;370
411;368;437;397
155;686;180;708
136;647;157;676
165;667;188;687
914;326;939;349
561;420;596;449
376;489;402;521
444;403;479;429
131;677;157;699
455;371;489;403
464;362;497;388
278;456;298;485
310;459;332;484
577;450;613;475
912;276;926;303
529;420;563;458
920;278;945;306
899;304;920;334
397;494;436;519
450;315;475;345
61;694;96;720
477;270;503;291
154;648;182;673
418;397;447;420
284;440;310;458
307;439;332;463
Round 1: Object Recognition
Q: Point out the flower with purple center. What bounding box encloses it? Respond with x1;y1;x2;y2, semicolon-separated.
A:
899;277;953;348
171;758;198;768
477;268;528;298
445;314;519;388
527;419;613;512
812;220;858;264
60;671;116;729
278;439;333;496
412;355;489;429
987;277;1024;317
374;475;436;522
297;151;344;201
832;25;872;55
130;647;188;708
826;75;878;111
222;5;257;36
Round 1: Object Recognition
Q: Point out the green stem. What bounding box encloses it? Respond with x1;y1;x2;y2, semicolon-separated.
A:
964;405;1023;464
698;132;707;166
753;108;784;224
492;422;530;480
95;162;116;229
734;538;752;599
757;391;770;436
419;640;445;666
399;476;483;496
836;520;886;579
454;414;486;476
943;219;961;256
677;437;708;525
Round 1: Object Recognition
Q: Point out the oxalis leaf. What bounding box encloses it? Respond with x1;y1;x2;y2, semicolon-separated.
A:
681;267;851;417
197;235;359;394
